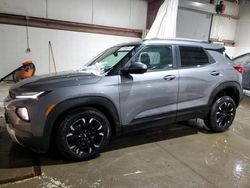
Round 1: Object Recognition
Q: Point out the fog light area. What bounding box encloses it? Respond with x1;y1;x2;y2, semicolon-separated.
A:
16;107;29;121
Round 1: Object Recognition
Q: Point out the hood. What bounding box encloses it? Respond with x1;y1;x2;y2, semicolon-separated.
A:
10;70;102;92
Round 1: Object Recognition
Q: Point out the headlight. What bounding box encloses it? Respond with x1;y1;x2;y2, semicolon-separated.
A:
16;107;29;121
15;92;45;99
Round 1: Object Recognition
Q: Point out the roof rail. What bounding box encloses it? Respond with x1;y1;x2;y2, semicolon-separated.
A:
144;37;209;43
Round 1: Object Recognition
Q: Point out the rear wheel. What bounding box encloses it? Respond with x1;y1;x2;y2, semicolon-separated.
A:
56;108;111;161
204;96;236;132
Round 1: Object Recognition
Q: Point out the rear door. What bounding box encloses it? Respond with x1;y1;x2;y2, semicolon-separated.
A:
176;46;221;120
119;45;179;126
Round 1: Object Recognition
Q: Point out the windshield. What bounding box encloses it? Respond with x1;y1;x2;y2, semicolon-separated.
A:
82;45;136;75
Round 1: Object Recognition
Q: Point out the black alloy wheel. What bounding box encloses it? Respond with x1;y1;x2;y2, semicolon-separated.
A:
204;96;236;132
57;108;111;161
215;101;235;128
66;117;105;154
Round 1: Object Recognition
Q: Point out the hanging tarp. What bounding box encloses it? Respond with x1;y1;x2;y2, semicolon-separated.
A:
146;0;179;39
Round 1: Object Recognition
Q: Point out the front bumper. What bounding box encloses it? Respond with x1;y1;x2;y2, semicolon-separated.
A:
4;97;50;153
6;123;23;145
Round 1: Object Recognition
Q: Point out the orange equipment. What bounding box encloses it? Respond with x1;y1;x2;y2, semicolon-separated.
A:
0;61;36;83
19;61;36;80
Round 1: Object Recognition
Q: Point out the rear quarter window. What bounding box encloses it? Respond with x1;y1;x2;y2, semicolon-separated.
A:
179;46;210;68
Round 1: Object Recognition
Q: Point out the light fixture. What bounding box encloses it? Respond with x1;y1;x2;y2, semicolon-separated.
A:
16;91;45;99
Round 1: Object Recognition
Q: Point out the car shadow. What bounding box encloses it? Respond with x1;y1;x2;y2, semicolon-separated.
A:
0;119;210;169
105;121;200;152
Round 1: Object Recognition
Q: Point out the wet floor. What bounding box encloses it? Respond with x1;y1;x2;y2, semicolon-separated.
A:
1;97;250;188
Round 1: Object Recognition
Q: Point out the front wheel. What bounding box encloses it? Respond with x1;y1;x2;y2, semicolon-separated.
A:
56;108;111;161
204;96;236;132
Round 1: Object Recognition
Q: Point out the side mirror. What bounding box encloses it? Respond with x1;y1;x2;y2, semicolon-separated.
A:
121;62;147;74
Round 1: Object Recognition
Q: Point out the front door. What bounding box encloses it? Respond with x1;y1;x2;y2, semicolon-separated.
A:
119;45;179;126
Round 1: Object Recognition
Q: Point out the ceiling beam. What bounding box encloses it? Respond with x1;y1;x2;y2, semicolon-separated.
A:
0;13;142;38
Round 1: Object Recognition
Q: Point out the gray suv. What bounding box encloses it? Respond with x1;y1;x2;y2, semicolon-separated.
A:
4;39;243;161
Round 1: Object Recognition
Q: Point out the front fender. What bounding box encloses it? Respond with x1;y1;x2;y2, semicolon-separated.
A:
43;96;121;150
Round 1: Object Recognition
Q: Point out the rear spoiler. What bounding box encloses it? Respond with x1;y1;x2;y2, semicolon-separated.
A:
205;47;225;54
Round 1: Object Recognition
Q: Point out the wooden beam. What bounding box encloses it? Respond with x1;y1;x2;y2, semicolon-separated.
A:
210;38;235;46
0;13;142;38
213;13;240;20
147;0;164;29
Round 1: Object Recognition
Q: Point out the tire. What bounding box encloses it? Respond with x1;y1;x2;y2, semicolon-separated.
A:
56;108;111;161
204;96;236;132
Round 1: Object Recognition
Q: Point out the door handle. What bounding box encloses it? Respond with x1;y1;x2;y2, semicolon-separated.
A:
211;71;220;76
163;75;176;81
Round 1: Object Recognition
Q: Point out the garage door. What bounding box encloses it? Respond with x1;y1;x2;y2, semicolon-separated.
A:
176;8;212;41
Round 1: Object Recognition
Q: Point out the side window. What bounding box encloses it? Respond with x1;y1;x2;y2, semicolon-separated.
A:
179;46;209;68
132;46;173;70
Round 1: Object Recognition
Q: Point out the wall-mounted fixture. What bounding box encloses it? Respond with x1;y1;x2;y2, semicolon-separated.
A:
216;1;226;14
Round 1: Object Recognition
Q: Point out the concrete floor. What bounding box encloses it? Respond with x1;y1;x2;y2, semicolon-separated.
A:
0;85;250;187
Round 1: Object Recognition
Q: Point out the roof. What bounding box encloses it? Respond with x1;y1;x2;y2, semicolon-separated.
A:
117;38;225;52
144;38;225;51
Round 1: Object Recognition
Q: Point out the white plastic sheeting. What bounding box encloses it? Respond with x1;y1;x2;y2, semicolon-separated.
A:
146;0;179;39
